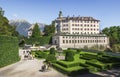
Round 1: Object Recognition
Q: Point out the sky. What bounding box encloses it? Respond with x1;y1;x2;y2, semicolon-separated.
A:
0;0;120;29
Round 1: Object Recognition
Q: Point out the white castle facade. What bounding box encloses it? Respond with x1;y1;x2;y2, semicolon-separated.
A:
52;11;109;49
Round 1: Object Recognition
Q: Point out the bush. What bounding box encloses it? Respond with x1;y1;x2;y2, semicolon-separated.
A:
25;36;52;45
86;60;107;70
46;54;56;63
53;63;87;76
50;48;56;55
57;61;79;68
0;36;20;68
76;49;82;53
65;51;74;61
97;52;106;56
80;53;98;60
112;44;120;53
35;51;48;59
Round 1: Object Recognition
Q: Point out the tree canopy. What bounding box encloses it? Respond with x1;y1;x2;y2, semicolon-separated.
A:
102;26;120;47
0;14;18;36
43;22;55;36
31;23;41;38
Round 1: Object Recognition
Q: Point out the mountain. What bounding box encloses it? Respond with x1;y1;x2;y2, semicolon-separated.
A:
9;19;31;37
9;19;46;37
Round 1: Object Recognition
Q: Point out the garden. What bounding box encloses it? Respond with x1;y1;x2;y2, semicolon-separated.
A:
31;48;120;76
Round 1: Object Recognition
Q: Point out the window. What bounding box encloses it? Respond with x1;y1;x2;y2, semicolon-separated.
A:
63;40;65;43
104;40;105;42
66;40;68;43
69;40;71;43
75;40;77;43
72;40;74;43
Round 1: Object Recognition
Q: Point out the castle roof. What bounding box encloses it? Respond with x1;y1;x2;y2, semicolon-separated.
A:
55;16;100;22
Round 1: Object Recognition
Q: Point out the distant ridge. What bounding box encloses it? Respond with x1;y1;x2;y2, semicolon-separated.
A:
9;19;46;37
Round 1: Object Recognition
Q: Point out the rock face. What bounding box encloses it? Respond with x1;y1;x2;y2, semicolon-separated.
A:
9;19;31;37
9;19;46;37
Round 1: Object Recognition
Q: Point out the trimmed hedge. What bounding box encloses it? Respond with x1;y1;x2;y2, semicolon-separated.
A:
0;36;20;68
80;53;98;60
53;63;88;75
57;61;79;68
25;36;51;45
35;51;48;59
46;54;56;63
86;60;107;70
65;51;74;61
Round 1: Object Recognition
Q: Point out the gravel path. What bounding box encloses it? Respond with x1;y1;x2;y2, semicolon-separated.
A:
0;59;120;77
0;59;67;77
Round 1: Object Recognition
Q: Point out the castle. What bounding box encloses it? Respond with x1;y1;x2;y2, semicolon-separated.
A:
52;11;109;49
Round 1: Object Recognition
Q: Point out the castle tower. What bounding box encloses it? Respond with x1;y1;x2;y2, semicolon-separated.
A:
59;11;62;18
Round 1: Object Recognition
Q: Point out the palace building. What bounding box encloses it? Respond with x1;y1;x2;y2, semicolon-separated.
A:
52;11;109;49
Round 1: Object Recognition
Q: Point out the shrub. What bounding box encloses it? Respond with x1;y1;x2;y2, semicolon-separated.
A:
76;49;82;53
33;50;48;59
46;54;56;63
65;51;74;61
0;36;20;68
50;48;56;55
80;53;98;60
86;60;107;70
53;63;87;75
57;61;79;68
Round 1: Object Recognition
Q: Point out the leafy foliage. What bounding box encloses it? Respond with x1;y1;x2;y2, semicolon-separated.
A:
0;36;20;68
25;35;52;45
46;54;56;63
0;14;18;36
102;26;120;47
43;22;55;36
112;44;120;53
50;48;56;55
65;51;74;61
31;23;41;38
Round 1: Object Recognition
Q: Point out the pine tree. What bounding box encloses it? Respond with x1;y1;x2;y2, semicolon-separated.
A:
31;23;41;38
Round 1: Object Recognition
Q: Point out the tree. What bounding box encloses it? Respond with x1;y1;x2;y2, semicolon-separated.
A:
112;44;120;53
102;26;120;47
0;12;18;36
43;22;55;36
31;23;41;38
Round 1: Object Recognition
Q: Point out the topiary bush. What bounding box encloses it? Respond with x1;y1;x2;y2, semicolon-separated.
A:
46;54;56;63
65;51;74;61
50;47;56;55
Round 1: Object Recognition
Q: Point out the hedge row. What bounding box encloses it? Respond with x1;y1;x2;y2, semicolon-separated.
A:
53;63;87;75
86;60;108;70
0;36;20;68
57;61;79;68
80;53;98;60
25;36;51;45
35;51;48;59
